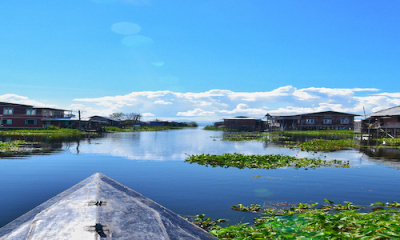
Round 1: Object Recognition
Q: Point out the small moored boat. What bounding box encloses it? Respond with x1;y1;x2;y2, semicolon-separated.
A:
0;173;217;240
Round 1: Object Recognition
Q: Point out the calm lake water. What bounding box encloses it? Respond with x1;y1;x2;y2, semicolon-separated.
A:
1;128;400;227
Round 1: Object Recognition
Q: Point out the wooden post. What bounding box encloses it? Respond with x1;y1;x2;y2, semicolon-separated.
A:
78;110;82;130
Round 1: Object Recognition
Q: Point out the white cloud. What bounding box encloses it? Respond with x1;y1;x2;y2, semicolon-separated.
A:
142;113;155;117
2;86;397;123
377;92;400;98
154;100;172;105
0;94;58;108
111;22;141;35
71;86;395;121
177;108;215;117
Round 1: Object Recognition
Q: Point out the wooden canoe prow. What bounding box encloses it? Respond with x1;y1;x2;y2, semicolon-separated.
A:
0;173;217;240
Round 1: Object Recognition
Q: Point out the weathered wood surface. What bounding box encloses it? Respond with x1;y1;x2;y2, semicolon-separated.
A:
0;173;217;240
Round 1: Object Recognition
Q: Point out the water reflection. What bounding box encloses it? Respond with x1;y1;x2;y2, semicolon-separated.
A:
360;147;400;169
1;128;400;229
0;134;103;158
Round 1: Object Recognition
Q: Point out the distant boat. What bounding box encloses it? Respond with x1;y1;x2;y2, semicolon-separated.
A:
0;173;217;240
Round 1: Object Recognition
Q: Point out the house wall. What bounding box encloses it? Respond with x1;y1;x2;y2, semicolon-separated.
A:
381;116;400;128
0;103;70;129
297;113;355;130
224;119;265;131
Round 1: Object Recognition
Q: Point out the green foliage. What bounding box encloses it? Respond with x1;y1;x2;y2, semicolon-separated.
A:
203;126;227;131
232;204;262;213
105;125;185;132
0;140;25;152
194;200;400;239
287;139;356;152
376;138;400;147
0;127;84;136
185;153;350;169
274;130;355;137
222;133;270;141
192;214;227;230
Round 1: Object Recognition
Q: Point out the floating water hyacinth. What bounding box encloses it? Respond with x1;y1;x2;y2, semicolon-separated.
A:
185;153;350;169
197;200;400;239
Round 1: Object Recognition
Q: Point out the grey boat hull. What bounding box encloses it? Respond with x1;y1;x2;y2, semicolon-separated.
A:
0;173;217;240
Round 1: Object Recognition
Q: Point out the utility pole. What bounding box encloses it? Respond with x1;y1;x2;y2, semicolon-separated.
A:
78;110;82;130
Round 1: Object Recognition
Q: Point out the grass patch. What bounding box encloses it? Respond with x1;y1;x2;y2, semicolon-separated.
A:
194;200;400;239
185;153;350;169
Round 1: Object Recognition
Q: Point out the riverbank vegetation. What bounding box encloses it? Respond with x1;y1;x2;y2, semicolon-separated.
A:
274;130;355;137
0;140;48;156
222;133;269;141
194;200;400;239
286;139;356;152
0;126;85;136
0;140;25;152
220;130;400;151
185;153;350;169
105;125;192;132
203;126;226;131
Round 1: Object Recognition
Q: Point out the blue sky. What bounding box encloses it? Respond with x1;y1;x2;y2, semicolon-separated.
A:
1;0;399;121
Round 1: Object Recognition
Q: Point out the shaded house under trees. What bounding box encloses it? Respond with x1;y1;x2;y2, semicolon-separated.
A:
266;111;358;131
89;116;123;128
358;105;400;137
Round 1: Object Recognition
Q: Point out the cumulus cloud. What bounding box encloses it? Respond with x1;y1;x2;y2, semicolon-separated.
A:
0;94;58;108
3;86;397;123
154;100;172;105
71;86;399;121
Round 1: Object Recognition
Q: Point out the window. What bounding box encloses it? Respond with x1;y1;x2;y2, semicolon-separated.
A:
341;118;350;124
25;119;37;125
398;117;400;122
323;119;332;124
26;109;36;115
305;119;314;124
3;107;13;115
1;119;12;125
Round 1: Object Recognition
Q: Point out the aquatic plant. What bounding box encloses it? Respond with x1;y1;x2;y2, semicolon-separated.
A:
185;153;350;169
0;127;85;136
287;139;356;152
375;138;400;147
105;126;185;132
203;126;227;131
273;130;355;137
194;200;400;239
222;133;270;141
0;140;25;152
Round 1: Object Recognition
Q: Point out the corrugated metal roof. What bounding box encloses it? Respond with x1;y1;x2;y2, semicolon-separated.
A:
266;111;358;117
366;105;400;117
